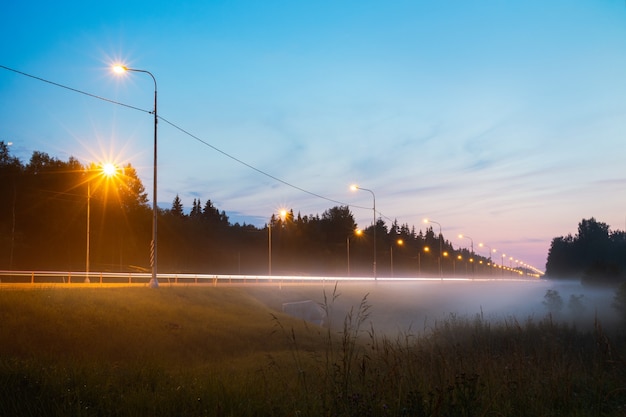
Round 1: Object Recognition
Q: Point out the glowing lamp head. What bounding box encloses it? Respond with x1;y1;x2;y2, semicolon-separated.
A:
112;65;128;74
102;163;117;177
350;184;358;191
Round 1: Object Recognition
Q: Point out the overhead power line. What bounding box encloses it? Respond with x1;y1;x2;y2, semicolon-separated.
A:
0;64;384;217
157;115;351;208
0;65;149;114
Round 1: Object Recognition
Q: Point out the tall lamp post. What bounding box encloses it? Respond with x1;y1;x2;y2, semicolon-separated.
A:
85;163;119;283
390;239;403;277
478;242;493;275
478;243;492;260
419;246;430;276
113;65;159;288
347;229;362;276
86;181;91;282
268;209;287;276
423;218;443;277
459;234;474;276
350;185;377;279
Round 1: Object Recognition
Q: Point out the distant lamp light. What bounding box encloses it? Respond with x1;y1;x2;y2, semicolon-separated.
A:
350;183;377;279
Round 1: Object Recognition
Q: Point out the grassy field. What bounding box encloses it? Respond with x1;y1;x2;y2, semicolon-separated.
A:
0;283;625;416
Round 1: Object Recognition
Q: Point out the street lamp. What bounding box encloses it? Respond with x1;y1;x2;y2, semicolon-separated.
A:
478;242;493;275
347;229;362;276
455;254;463;275
351;184;377;279
478;243;492;260
423;218;443;276
268;209;287;276
390;239;403;277
86;182;91;282
459;234;474;276
85;162;119;283
458;234;474;253
442;251;449;276
418;246;432;276
113;64;159;288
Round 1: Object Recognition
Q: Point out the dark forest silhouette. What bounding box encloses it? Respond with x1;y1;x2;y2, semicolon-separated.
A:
545;217;626;285
0;141;534;277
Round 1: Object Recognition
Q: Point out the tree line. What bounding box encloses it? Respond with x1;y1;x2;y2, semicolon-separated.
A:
1;142;526;277
545;217;626;285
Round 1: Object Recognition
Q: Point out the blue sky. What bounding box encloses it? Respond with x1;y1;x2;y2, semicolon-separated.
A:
2;0;626;272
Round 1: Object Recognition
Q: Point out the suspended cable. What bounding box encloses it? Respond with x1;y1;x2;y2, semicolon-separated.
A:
1;64;384;217
0;65;150;114
157;115;359;209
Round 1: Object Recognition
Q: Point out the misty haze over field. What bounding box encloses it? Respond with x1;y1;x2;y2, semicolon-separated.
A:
259;278;621;336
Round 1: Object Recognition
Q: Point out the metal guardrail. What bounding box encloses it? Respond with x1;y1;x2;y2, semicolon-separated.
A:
0;270;540;286
0;270;371;285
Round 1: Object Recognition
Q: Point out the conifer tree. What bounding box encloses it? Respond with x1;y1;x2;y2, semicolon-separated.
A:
170;195;185;218
190;198;203;219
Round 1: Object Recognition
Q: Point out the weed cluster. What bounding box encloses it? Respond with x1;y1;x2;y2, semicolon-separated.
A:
266;285;626;416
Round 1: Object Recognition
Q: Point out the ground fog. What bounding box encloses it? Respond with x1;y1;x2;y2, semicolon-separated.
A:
252;277;622;336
